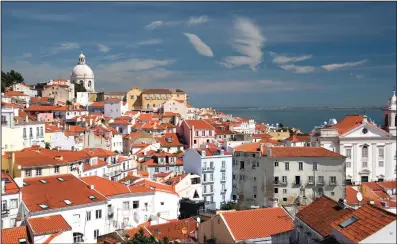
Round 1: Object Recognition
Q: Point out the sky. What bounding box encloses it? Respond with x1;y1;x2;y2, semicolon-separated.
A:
2;2;396;108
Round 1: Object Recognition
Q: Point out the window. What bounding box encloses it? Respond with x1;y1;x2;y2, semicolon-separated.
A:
123;201;130;210
346;162;351;168
330;176;336;185
210;161;214;169
160;202;164;205
96;209;102;219
133;201;139;209
285;162;289;171
23;128;26;138
194;140;197;144
295;176;301;185
209;130;212;136
274;161;279;167
240;161;245;169
379;161;384;167
10;199;18;209
233;174;236;180
210;173;214;181
240;175;245;181
155;167;159;173
222;161;225;169
36;168;42;176
202;131;205;136
94;229;99;239
318;176;324;184
331;192;335;196
64;200;72;205
362;161;368;168
54;166;60;174
29;128;33;138
346;149;352;159
73;233;83;243
378;148;384;159
123;217;129;226
130;95;134;99
25;169;31;177
222;172;226;181
313;162;317;171
274;188;279;193
298;162;303;171
195;131;199;136
86;211;91;221
254;177;256;181
308;176;314;184
362;145;368;158
89;195;97;201
39;204;48;209
339;216;359;229
210;185;214;192
36;127;39;137
2;200;7;210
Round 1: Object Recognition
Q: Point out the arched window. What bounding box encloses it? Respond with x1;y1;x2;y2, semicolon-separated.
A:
362;145;368;158
147;104;150;109
385;114;389;127
153;104;156;108
88;80;91;87
79;80;84;85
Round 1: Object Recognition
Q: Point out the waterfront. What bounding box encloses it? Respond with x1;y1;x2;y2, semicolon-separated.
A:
216;108;384;133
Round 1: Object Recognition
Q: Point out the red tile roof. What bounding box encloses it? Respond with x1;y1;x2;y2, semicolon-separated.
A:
27;215;72;235
222;208;294;241
5;91;29;96
1;226;29;244
22;174;107;212
269;147;344;158
83;159;108;171
296;196;353;237
331;203;396;243
376;181;396;190
1;172;20;195
82;176;153;196
145;218;197;241
82;148;118;157
285;135;311;142
165;174;189;185
141;89;172;94
133;179;177;195
234;142;263;153
156;133;183;147
184;120;215;130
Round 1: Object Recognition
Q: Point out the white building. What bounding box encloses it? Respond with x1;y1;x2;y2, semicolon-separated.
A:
162;100;188;119
183;147;233;209
71;52;95;92
46;79;75;102
20;174;108;243
311;91;397;184
12;82;37;97
229;119;256;135
165;173;203;201
27;214;74;244
232;143;346;209
82;176;179;231
76;92;90;106
104;98;123;119
50;131;77;150
1;173;21;229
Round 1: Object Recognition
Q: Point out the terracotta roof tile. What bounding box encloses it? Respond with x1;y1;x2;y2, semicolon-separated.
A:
145;218;197;241
375;181;396;190
1;226;29;244
234;142;263;153
156;133;183;147
269;147;344;158
27;215;72;235
184;120;215;130
141;89;172;94
5;91;29;96
133;179;177;195
296;196;353;237
285;135;311;142
22;174;107;212
83;159;108;171
222;208;294;241
1;172;20;195
331;203;396;243
82;148;118;157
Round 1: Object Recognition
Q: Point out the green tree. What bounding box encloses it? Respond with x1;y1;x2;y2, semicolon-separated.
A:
66;100;72;105
72;81;87;96
220;201;238;210
123;95;127;102
45;142;51;149
1;70;24;92
127;229;159;244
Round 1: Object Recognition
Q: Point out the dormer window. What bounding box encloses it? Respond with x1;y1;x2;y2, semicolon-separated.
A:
39;180;47;184
39;204;48;209
88;195;97;201
64;200;72;205
57;177;64;182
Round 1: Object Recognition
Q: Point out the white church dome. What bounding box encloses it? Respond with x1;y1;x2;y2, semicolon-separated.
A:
71;51;94;79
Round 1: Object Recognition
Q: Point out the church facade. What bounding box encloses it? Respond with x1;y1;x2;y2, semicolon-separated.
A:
311;90;397;185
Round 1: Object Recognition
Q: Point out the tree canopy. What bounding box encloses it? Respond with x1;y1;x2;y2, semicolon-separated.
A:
1;70;24;92
72;81;87;96
127;229;173;244
220;201;239;210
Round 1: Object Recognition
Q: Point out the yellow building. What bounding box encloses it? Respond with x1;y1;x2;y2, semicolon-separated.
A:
171;89;187;104
141;88;174;111
126;87;142;110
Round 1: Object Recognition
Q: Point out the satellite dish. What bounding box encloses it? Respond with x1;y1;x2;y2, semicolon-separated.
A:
356;192;363;202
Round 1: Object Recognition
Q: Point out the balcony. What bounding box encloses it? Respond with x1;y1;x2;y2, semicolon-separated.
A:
317;180;325;185
274;180;288;186
329;181;337;186
202;179;215;184
306;180;315;185
220;178;226;182
202;190;214;195
221;189;227;194
202;166;215;172
1;209;9;217
220;167;226;172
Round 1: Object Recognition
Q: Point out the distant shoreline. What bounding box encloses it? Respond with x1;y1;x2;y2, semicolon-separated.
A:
215;106;384;111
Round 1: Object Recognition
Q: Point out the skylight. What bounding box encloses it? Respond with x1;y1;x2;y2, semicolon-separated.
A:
23;182;29;186
88;195;97;200
339;216;359;228
57;177;64;182
64;200;72;205
39;180;47;184
39;204;49;209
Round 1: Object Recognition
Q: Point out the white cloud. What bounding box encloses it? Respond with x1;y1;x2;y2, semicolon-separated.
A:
355;74;364;79
187;16;210;25
96;59;176;72
321;59;368;71
23;53;32;58
97;44;110;53
183;33;214;57
280;64;315;73
270;52;312;65
145;20;181;30
48;42;80;55
136;39;163;45
220;18;266;71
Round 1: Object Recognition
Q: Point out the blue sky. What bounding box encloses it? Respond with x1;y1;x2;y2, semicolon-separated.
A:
2;2;396;107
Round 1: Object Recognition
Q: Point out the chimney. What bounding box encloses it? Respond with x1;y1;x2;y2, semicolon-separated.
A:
201;150;206;157
363;115;368;123
369;200;375;205
25;116;28;122
220;149;224;155
18;238;27;244
338;198;346;209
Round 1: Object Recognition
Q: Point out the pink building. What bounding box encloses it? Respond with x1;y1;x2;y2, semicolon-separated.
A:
37;112;54;122
180;120;215;149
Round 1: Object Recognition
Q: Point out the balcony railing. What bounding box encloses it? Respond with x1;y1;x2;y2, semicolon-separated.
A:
220;167;226;172
1;209;9;217
203;190;214;195
329;181;337;186
317;180;325;185
203;179;215;184
221;178;226;182
274;180;288;186
306;180;314;185
202;166;215;172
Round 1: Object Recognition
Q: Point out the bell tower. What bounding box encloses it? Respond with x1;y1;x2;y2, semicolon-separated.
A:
384;87;396;136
